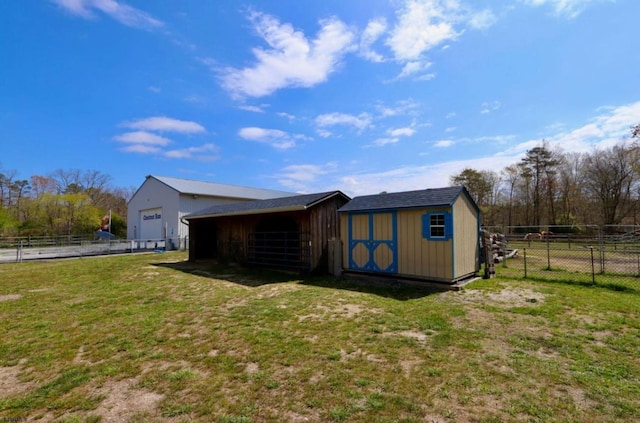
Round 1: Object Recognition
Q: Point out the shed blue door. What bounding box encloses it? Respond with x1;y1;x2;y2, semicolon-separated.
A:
347;212;398;273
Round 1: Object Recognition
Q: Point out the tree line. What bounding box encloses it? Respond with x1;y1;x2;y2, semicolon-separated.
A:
451;125;640;230
0;168;133;238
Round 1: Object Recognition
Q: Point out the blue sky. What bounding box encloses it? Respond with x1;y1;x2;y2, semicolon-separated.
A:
2;0;639;197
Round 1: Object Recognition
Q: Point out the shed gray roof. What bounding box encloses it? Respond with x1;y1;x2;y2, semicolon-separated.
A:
149;175;294;200
338;186;471;213
185;191;350;220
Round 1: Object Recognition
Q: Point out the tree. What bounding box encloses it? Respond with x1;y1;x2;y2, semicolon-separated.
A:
501;165;519;227
519;142;560;226
49;169;112;208
29;175;56;197
450;168;491;205
582;143;640;225
556;152;586;225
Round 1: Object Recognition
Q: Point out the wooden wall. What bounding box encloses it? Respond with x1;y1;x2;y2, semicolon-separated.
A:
452;194;481;278
397;209;453;281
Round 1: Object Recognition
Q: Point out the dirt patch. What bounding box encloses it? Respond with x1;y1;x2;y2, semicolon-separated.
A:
395;330;428;342
0;293;22;302
245;362;259;374
298;303;381;322
0;360;33;399
92;378;164;422
453;287;546;307
255;283;302;299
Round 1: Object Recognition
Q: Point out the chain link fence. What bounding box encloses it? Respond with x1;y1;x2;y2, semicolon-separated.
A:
485;225;640;291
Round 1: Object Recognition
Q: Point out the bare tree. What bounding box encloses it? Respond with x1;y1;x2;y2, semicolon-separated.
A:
582;143;640;225
501;165;519;227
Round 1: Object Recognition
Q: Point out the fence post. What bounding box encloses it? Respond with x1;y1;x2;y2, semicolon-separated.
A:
590;247;595;285
546;234;551;270
523;248;527;278
599;227;605;274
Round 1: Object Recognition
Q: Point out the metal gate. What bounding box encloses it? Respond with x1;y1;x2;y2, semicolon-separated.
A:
247;231;311;271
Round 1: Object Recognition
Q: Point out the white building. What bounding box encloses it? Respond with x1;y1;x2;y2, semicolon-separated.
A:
127;175;294;249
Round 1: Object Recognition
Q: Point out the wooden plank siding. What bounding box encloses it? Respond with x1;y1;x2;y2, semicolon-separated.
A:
396;209;453;281
452;194;481;279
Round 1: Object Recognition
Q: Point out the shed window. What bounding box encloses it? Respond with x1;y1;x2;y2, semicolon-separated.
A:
422;212;452;241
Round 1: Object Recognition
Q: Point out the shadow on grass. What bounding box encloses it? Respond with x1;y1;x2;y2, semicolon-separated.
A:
154;260;443;301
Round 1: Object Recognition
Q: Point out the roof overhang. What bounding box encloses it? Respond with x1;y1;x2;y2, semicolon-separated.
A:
185;205;308;220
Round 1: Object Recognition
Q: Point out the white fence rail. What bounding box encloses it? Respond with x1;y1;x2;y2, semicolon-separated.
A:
0;236;188;264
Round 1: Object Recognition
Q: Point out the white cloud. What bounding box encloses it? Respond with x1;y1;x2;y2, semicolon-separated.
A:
481;101;501;114
275;162;339;192
386;0;462;62
119;144;161;154
395;60;433;80
52;0;163;29
384;1;497;81
372;137;400;147
359;17;387;62
445;127;456;133
113;131;171;146
220;11;355;98
238;105;266;113
164;143;219;161
238;127;307;150
445;112;457;119
148;85;161;93
520;0;610;18
277;112;296;121
388;127;416;137
434;139;455;147
287;102;640;197
376;99;420;118
122;116;206;133
499;101;640;156
315;112;372;134
468;9;497;29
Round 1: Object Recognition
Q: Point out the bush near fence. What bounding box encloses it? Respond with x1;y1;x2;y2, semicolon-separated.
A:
487;225;640;292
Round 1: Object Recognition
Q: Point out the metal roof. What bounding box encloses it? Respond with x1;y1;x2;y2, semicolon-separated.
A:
185;191;350;220
150;175;295;200
338;186;471;213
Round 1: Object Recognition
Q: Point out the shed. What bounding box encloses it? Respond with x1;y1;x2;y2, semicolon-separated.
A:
184;191;350;273
338;186;480;284
127;175;293;249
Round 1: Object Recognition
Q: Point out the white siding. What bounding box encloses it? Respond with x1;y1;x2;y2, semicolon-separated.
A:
127;177;178;240
128;176;287;248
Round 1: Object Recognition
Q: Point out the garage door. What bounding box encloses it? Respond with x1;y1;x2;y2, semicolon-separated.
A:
139;208;163;241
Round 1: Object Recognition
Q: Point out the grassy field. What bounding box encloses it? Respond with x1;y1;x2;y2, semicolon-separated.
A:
1;252;639;422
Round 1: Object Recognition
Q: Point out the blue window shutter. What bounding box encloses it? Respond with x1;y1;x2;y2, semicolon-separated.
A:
422;214;429;239
444;212;453;240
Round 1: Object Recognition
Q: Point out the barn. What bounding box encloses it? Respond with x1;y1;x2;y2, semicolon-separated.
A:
338;186;481;284
127;175;293;250
184;191;350;273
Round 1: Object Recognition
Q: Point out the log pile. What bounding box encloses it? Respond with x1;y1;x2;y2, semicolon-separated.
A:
487;232;518;263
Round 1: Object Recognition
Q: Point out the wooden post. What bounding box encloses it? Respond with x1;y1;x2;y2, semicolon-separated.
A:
327;238;342;277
